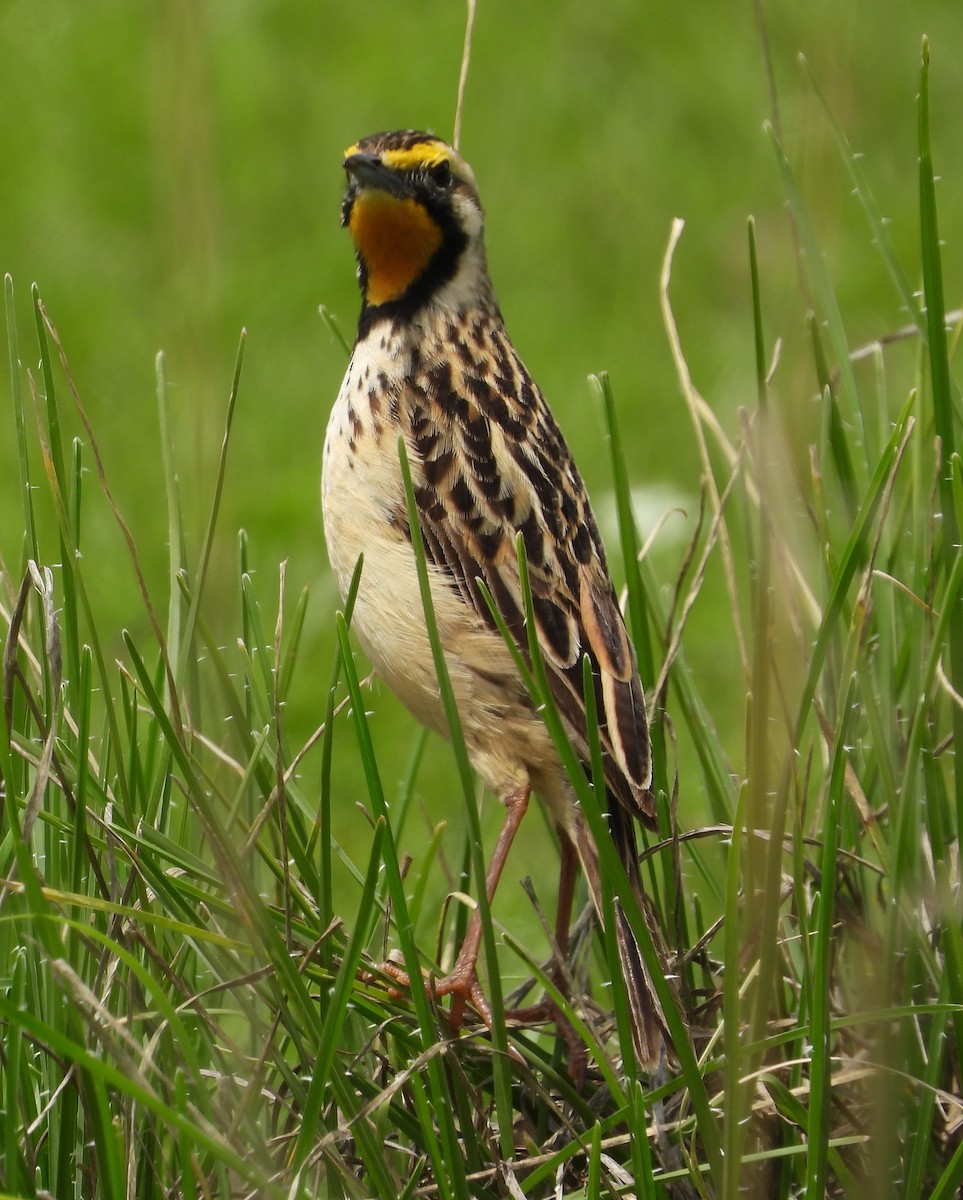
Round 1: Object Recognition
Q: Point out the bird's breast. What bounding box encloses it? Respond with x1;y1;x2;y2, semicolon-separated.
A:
322;332;454;731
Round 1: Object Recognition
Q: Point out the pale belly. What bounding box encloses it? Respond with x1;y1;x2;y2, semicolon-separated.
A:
322;356;445;722
321;353;573;819
322;404;451;740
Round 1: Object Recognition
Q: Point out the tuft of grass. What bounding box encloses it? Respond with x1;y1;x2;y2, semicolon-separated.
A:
1;39;962;1200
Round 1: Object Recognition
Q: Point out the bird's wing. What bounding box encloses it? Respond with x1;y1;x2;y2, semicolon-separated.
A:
406;333;654;827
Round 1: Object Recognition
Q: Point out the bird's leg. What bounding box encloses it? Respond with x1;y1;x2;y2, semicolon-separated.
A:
370;785;531;1037
437;784;530;1031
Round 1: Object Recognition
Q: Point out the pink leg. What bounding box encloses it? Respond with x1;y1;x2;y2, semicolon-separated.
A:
372;785;531;1035
436;784;530;1030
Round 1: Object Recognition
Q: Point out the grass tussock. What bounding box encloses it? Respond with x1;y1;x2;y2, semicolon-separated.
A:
2;41;962;1200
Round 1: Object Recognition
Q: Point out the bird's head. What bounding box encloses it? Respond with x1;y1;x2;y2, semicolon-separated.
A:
341;130;492;316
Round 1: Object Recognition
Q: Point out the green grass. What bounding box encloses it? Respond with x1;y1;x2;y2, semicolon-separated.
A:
2;18;963;1200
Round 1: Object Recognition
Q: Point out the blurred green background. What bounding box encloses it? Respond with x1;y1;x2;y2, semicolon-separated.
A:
2;1;961;932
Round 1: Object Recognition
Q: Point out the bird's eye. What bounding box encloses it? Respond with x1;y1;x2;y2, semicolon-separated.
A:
429;160;452;188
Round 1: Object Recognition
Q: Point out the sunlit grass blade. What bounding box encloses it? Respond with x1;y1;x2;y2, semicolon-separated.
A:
32;289;80;692
580;652;634;1091
5;274;38;564
590;372;652;686
156;350;184;678
918;39;958;463
313;553;363;938
32;286;68;507
320;303;352;356
918;38;963;834
176;329;246;688
794;392;914;741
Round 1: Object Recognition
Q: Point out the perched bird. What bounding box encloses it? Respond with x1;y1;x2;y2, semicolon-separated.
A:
322;129;675;1069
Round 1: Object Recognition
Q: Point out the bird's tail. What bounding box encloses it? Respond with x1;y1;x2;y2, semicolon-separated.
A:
574;812;680;1072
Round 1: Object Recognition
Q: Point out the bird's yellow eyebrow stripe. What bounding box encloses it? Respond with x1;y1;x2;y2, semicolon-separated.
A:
344;142;453;173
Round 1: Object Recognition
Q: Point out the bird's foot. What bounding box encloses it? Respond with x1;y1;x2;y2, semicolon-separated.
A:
363;959;526;1063
366;957;488;1028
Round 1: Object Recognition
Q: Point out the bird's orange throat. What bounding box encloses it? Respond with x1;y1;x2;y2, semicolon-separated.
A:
349;190;443;307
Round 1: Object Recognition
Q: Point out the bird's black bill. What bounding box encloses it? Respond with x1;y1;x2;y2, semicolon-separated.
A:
343;152;414;199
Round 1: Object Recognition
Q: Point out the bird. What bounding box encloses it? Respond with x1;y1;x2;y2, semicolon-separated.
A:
322;129;677;1070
